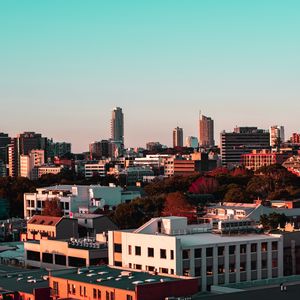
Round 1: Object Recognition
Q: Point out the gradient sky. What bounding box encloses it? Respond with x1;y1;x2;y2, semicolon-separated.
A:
1;0;299;152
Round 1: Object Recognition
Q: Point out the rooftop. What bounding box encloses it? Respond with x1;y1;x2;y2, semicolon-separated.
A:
28;215;62;226
0;268;49;294
51;265;182;291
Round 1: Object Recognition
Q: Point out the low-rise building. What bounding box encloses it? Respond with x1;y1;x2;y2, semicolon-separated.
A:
23;215;78;241
24;235;108;269
0;268;50;300
242;149;292;171
108;216;283;291
84;161;108;178
49;265;198;300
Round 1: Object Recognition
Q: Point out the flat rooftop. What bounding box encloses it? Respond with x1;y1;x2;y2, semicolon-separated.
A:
0;268;49;294
178;232;279;247
51;265;183;291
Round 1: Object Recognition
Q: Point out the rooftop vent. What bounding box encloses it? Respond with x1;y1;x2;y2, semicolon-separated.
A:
121;271;132;277
132;281;143;285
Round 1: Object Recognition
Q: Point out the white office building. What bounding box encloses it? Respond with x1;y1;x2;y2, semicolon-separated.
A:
108;216;283;291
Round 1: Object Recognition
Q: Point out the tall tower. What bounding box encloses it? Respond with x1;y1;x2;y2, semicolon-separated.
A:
199;114;214;148
111;107;124;146
173;127;183;147
270;125;285;148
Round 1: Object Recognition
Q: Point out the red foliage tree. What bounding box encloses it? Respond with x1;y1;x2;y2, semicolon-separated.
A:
188;177;219;194
162;192;195;217
208;167;229;177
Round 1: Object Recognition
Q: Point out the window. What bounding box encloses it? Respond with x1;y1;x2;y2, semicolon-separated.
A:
160;267;169;274
93;288;97;299
135;246;141;256
182;249;190;259
206;266;213;276
114;261;122;267
218;264;224;274
128;245;132;255
251;243;257;252
251;261;257;270
262;259;267;269
229;263;235;273
240;244;247;254
206;247;213;257
170;250;174;260
218;246;224;256
53;281;59;296
126;296;133;300
147;266;155;271
195;266;201;276
272;258;278;268
97;290;101;299
135;264;142;270
42;253;53;264
148;247;154;257
229;245;235;255
65;202;69;210
261;242;268;252
80;286;83;296
170;268;174;274
183;268;190;276
194;248;201;258
114;243;122;253
272;241;278;251
160;249;167;259
240;262;246;272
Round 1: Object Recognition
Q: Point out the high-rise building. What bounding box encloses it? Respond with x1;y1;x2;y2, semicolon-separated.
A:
173;127;183;148
111;107;124;146
185;136;198;148
199;114;214;148
291;133;300;144
220;127;270;168
20;149;45;179
89;140;109;160
47;139;72;159
8;132;47;177
270;125;285;147
0;133;10;177
146;142;163;152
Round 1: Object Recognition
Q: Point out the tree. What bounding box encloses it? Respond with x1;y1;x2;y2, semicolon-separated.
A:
42;198;63;217
223;185;247;203
188;177;219;194
260;213;288;230
162;192;194;216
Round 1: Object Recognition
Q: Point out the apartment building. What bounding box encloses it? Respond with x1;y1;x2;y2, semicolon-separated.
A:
49;265;198;300
242;149;291;171
24;185;140;219
108;216;283;291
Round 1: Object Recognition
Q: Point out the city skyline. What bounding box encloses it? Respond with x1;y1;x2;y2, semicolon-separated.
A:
1;1;300;152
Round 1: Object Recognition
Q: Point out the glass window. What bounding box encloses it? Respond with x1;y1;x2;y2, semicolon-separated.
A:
206;247;213;257
148;247;154;257
251;243;257;252
160;249;167;259
272;241;278;251
135;246;141;256
114;243;122;253
240;244;247;254
261;242;268;252
170;250;174;260
194;248;201;258
218;246;224;256
229;245;235;255
182;249;190;259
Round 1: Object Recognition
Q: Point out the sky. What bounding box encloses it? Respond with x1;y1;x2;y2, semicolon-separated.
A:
0;0;299;152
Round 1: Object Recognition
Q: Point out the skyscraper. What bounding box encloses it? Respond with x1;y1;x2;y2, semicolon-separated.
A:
173;127;183;147
185;136;198;148
111;107;124;146
0;133;10;177
199;114;214;148
270;125;285;148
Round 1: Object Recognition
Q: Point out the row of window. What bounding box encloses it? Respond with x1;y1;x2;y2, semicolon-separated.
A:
114;244;175;260
183;242;278;259
128;263;175;275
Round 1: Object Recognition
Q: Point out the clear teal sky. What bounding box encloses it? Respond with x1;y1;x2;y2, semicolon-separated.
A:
1;0;299;152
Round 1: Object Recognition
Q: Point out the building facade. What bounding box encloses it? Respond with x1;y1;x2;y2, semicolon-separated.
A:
111;107;124;146
220;127;270;168
108;216;283;291
270;125;285;147
173;127;183;148
199;115;214;148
